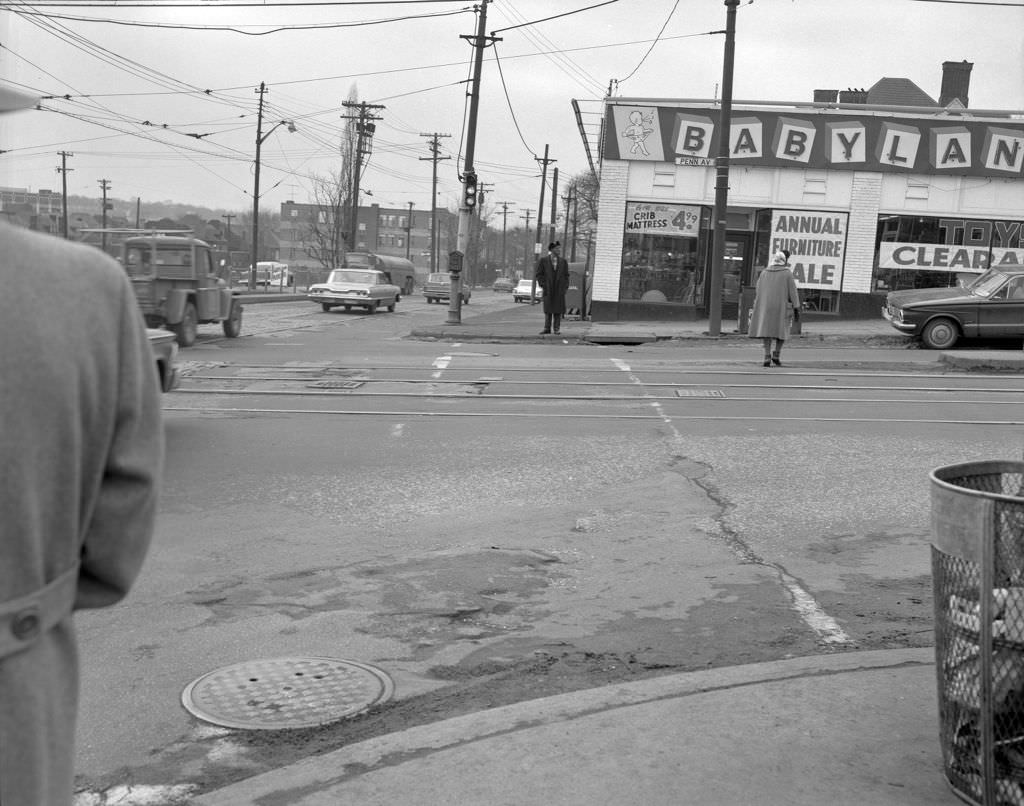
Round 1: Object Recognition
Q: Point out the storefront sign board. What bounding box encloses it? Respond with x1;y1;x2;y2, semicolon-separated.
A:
625;202;700;236
771;210;848;290
606;104;1024;179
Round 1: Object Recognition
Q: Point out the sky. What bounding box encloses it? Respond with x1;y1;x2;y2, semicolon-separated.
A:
0;0;1022;227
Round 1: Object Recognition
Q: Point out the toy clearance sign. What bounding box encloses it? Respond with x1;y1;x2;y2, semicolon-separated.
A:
770;210;848;291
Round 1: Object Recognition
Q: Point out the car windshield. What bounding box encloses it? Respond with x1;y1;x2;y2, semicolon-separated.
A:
427;273;448;283
968;270;1008;298
328;270;373;283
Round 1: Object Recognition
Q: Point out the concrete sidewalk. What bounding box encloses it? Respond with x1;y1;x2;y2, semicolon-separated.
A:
407;302;1024;372
197;648;962;806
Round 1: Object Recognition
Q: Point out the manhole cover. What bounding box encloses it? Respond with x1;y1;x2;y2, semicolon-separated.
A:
181;657;394;730
675;389;726;397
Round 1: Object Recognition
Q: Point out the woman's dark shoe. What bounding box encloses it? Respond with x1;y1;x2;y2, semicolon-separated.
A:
763;358;772;367
771;354;782;367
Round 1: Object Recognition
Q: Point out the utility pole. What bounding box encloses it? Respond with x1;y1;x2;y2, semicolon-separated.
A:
56;151;72;239
520;208;533;278
250;82;297;290
499;201;514;275
222;213;235;250
405;201;414;261
222;213;235;282
561;185;574;254
418;132;451;273
548;166;559;247
98;179;112;253
707;0;740;336
532;144;555;298
342;101;385;251
449;0;499;325
251;82;266;291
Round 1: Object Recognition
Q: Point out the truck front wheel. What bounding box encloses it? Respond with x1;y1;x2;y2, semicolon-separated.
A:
222;299;242;337
172;302;198;347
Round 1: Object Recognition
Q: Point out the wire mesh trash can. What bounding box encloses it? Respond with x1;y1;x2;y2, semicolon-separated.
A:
932;460;1024;805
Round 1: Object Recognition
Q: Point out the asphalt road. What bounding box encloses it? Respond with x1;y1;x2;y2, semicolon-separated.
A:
71;293;1024;804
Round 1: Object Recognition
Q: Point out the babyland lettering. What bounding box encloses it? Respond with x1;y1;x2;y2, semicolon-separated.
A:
608;105;1024;177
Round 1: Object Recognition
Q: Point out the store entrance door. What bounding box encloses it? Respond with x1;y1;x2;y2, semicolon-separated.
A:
720;233;751;320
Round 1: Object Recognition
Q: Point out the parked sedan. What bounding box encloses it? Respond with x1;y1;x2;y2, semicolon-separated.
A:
492;276;515;293
882;267;1024;349
308;269;401;313
147;328;180;393
513;278;542;303
423;272;471;305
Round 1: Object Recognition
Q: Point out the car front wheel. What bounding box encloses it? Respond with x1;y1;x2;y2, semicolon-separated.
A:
921;317;960;350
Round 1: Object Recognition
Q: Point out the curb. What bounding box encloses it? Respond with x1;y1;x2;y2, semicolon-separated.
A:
194;648;935;805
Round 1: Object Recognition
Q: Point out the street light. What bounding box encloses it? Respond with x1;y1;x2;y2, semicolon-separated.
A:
250;118;297;290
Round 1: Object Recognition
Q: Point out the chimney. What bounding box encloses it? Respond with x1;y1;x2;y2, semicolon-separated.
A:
814;89;839;103
939;60;973;107
838;88;868;105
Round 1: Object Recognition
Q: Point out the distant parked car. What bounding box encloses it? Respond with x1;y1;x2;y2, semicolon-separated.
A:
492;276;515;293
423;272;471;305
147;328;180;393
308;268;401;313
513;278;542;303
882;267;1024;349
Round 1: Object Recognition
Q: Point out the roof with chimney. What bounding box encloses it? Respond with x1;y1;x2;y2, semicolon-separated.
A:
866;77;938;107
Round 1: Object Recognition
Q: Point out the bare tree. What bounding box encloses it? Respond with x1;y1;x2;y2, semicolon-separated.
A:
304;169;349;271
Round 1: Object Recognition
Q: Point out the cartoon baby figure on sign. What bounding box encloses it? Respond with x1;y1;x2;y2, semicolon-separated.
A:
622;109;655;156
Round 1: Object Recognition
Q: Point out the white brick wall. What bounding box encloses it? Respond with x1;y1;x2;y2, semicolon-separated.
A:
593;161;628;302
844;172;883;294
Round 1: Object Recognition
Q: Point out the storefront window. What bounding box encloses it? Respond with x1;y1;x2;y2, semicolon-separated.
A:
874;215;1024;292
619;202;706;304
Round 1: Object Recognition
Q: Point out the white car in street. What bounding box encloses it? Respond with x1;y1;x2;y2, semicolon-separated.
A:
513;278;542;303
308;269;401;314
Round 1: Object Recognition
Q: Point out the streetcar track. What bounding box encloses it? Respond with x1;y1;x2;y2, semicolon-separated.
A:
169;386;1024;406
161;405;1024;426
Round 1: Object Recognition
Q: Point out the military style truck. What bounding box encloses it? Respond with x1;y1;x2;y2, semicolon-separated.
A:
121;233;242;347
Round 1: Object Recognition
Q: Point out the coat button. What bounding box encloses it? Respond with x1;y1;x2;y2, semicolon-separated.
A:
11;608;41;641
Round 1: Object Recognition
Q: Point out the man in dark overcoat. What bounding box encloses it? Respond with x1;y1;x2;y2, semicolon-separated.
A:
0;85;163;806
534;240;570;335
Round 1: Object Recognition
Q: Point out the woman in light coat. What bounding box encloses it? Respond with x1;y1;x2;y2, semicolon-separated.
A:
748;249;801;366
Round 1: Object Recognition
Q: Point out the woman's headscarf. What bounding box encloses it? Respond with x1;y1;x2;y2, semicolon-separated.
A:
772;249;791;266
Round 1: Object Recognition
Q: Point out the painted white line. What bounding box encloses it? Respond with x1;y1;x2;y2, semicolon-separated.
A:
782;576;851;644
611;358;851;646
432;355;451;378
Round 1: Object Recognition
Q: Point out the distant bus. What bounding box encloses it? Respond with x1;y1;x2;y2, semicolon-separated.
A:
345;252;426;296
254;260;292;287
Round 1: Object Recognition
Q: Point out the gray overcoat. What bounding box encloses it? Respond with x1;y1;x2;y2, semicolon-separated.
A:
748;263;801;340
0;223;163;805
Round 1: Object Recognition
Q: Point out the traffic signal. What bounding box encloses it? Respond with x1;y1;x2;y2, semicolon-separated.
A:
463;172;478;210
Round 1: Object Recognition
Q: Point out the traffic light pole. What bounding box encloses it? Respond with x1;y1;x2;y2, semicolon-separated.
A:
448;0;497;325
707;0;740;336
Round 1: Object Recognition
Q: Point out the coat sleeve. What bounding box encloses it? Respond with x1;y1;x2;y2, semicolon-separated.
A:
75;277;164;610
788;274;801;310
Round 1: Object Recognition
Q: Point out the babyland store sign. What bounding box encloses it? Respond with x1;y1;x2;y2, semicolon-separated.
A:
770;211;848;290
625;202;701;236
606;104;1024;179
